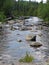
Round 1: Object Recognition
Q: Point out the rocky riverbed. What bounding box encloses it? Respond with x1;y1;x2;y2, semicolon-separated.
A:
0;17;49;65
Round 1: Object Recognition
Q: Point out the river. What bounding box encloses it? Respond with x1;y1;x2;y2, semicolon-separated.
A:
0;17;49;65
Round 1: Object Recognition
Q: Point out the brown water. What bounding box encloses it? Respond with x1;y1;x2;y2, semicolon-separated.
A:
0;17;49;63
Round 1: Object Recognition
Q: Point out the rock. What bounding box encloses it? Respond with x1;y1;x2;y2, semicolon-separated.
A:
38;33;43;37
4;24;10;28
36;26;43;30
10;26;16;31
30;42;42;48
13;26;19;30
12;63;14;65
0;56;3;61
20;26;32;31
7;20;15;24
20;26;26;31
2;61;6;64
17;40;22;42
17;34;20;35
0;22;3;30
46;58;49;63
26;35;36;41
0;26;2;29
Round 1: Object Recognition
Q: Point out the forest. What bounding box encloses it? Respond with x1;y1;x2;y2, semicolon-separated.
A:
0;0;49;22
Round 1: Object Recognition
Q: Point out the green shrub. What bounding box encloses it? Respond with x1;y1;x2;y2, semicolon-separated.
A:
0;12;6;23
19;52;34;63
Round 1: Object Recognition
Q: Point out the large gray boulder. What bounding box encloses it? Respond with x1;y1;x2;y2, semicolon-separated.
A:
26;34;36;41
30;42;42;48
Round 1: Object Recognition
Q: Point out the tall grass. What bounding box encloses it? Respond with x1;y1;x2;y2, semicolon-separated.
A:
19;52;34;63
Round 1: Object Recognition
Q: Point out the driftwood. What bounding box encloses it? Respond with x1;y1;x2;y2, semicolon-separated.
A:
4;17;12;21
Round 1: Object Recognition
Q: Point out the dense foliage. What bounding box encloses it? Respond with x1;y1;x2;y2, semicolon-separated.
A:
37;0;49;22
0;0;49;22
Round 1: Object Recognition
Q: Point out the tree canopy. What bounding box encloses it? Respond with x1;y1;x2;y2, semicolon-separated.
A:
0;0;49;22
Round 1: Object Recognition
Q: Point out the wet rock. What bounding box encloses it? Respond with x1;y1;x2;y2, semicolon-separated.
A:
20;26;32;31
10;25;14;30
7;20;15;24
42;22;49;27
30;42;42;48
0;32;3;35
0;22;3;31
11;63;14;65
10;26;16;31
38;33;43;37
2;61;6;64
26;35;36;41
0;56;3;61
36;26;43;30
17;39;22;42
0;26;2;29
17;34;20;35
4;24;10;28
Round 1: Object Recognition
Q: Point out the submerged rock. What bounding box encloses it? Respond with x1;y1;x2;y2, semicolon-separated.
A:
30;42;42;48
26;35;36;41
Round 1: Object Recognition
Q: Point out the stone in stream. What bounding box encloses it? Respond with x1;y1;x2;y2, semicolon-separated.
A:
20;26;32;31
38;33;43;37
0;26;2;29
30;42;42;48
0;56;3;61
10;26;18;31
0;22;3;31
11;63;14;65
36;26;43;30
7;20;15;24
17;39;22;42
26;35;36;41
17;33;20;35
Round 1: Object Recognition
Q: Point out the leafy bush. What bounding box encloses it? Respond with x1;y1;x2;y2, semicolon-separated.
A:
19;52;34;63
0;12;6;22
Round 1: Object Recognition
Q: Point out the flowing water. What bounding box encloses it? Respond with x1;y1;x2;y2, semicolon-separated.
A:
0;17;49;64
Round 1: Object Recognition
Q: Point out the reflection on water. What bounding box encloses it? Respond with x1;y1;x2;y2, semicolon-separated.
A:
0;17;49;62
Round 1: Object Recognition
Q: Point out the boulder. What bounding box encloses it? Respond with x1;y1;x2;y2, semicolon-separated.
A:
30;42;42;48
26;35;36;41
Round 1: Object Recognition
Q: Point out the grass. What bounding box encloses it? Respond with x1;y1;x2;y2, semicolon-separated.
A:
19;52;34;63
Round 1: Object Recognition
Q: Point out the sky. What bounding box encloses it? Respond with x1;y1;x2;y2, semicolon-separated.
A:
16;0;47;3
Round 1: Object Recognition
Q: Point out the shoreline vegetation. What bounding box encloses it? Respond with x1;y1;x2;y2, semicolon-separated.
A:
0;0;49;23
19;52;34;63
